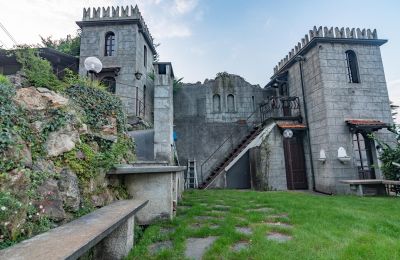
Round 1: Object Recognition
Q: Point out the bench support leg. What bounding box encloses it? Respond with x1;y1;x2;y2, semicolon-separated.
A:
94;215;135;259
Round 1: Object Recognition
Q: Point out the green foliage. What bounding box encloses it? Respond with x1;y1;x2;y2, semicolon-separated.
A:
173;77;183;93
40;32;81;57
15;47;64;92
372;127;400;180
63;69;106;91
66;85;126;132
0;75;11;86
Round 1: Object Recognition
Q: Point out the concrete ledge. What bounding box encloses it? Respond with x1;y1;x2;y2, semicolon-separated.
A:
109;165;187;174
0;199;148;260
340;179;384;185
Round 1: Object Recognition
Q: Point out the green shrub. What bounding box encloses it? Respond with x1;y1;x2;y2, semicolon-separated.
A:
15;47;64;92
66;85;126;132
0;75;11;86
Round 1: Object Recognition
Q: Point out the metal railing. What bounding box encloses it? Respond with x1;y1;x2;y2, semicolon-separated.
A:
260;96;302;123
199;110;260;183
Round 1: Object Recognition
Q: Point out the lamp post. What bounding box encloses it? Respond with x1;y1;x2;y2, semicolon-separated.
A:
84;57;103;83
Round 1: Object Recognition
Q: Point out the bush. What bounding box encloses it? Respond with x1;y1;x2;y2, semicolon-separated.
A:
66;84;126;133
373;128;400;180
15;47;64;92
0;75;11;86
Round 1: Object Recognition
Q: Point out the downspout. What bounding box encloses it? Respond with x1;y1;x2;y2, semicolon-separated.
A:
295;55;317;192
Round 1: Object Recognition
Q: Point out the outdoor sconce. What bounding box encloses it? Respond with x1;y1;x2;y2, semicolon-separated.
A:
318;149;326;163
283;129;293;139
84;57;103;81
135;71;143;80
337;147;351;164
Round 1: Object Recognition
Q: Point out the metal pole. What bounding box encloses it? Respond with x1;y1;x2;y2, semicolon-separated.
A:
296;55;316;192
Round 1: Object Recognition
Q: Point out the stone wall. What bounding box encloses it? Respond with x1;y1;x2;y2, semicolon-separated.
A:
282;39;393;194
78;12;155;121
174;74;273;182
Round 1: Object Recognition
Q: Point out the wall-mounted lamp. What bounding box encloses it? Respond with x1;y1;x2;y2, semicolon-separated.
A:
337;147;351;164
135;71;143;80
318;149;326;163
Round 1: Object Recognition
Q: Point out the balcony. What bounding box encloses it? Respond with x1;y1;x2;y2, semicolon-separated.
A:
260;96;302;123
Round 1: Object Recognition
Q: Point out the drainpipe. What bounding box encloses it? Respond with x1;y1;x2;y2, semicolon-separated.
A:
295;55;317;192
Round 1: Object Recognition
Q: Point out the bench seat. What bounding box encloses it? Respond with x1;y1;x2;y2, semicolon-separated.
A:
0;199;148;260
340;179;400;196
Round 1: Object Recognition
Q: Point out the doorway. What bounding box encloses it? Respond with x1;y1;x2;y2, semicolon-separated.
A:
283;133;308;190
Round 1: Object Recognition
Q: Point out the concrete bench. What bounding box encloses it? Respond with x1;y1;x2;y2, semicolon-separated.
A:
340;179;400;196
0;199;148;260
108;164;186;225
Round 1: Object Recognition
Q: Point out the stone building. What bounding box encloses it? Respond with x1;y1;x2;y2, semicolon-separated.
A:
76;5;156;121
175;26;394;194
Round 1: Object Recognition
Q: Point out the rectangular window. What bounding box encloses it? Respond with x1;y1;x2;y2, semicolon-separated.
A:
144;45;147;68
158;64;167;74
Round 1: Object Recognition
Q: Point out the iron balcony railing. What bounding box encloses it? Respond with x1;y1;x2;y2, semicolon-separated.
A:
260;96;302;123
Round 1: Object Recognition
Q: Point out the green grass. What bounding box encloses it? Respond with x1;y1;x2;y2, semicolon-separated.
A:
127;190;400;260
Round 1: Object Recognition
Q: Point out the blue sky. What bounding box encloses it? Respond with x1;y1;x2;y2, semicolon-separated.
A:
0;0;399;104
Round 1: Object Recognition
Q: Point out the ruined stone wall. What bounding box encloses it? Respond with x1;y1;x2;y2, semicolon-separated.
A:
174;75;272;182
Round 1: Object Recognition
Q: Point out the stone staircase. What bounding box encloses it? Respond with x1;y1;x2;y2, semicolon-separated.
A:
199;126;263;189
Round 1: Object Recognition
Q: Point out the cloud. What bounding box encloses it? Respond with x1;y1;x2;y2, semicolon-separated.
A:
174;0;198;14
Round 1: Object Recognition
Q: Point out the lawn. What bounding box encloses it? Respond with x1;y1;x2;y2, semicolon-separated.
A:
127;190;400;260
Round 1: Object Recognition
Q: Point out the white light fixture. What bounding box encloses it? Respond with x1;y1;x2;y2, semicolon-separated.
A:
319;149;326;163
84;57;103;74
337;147;351;163
283;129;293;138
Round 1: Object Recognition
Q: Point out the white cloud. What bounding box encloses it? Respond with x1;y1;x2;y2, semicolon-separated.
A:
174;0;198;14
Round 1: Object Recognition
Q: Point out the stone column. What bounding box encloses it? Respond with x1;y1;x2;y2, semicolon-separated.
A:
153;63;174;163
93;215;135;259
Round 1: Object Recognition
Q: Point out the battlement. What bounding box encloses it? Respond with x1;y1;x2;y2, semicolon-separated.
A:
273;26;379;75
80;5;155;49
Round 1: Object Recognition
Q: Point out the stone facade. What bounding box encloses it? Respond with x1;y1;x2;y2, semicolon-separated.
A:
77;5;156;121
174;74;273;182
266;26;394;194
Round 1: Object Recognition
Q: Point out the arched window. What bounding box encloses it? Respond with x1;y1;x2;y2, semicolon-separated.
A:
105;32;115;56
144;45;147;68
345;50;360;83
227;94;235;112
213;94;221;112
101;77;116;93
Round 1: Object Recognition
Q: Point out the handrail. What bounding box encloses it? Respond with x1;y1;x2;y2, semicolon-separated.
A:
200;110;260;183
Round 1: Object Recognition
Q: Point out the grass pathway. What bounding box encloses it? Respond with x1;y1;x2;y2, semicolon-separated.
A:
127;190;400;259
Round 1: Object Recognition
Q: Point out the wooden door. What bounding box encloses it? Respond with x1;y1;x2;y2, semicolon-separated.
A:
283;134;308;190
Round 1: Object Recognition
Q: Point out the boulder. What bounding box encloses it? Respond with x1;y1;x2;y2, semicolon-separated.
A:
58;168;81;212
45;125;80;157
7;169;31;196
100;116;118;136
91;189;114;207
4;134;32;168
32;159;57;173
14;87;68;111
36;179;66;222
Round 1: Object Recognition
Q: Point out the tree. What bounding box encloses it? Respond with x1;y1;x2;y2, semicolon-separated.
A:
40;31;81;57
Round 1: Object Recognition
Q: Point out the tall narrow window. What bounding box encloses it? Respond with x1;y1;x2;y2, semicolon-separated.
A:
227;94;235;112
105;32;115;56
144;45;147;68
345;50;360;83
101;77;116;93
213;94;221;112
252;96;255;111
143;85;146;116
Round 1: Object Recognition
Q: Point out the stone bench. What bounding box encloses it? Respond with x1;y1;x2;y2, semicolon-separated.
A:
340;179;400;196
0;199;148;260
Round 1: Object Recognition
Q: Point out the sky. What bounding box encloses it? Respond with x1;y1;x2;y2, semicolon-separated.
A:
0;0;399;107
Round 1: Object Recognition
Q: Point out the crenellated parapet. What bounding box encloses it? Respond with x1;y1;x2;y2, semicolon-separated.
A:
273;26;379;75
81;5;155;49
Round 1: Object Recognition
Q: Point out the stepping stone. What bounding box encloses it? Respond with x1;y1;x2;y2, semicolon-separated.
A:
209;224;219;229
235;227;252;235
265;222;293;228
148;240;173;254
251;207;273;212
213;205;230;211
269;213;289;218
185;236;217;260
190;223;205;229
160;227;175;235
194;216;214;221
235;216;247;222
232;241;249;252
266;232;292;242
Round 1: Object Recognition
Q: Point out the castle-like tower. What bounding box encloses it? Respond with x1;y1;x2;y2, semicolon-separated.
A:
266;26;394;194
77;5;156;121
